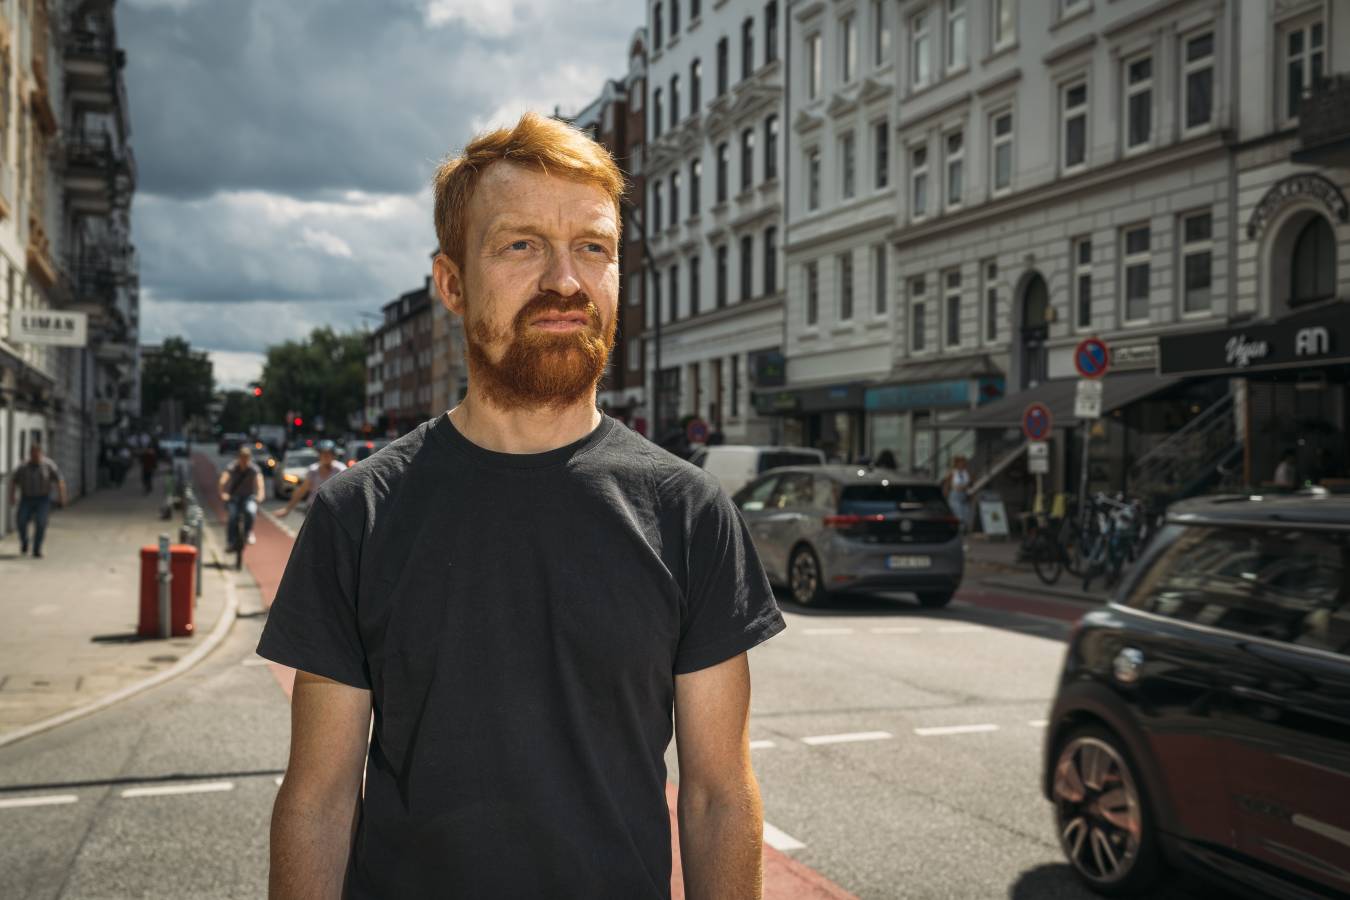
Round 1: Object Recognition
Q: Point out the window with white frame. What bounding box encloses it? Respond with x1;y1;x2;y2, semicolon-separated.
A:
1062;80;1087;172
717;141;730;202
947;0;967;72
805;260;819;325
807;147;822;211
652;180;663;234
765;1;778;64
650;268;662;325
1182;31;1214;133
669;74;680;128
872;0;891;67
1180;212;1212;314
944;130;963;209
627;272;643;307
765;115;779;181
627;337;641;371
716;243;729;307
1124;54;1153;152
653;87;663;138
740;127;755;191
1073;237;1092;328
990;109;1012;195
1280;16;1324;123
668;265;679;319
740;234;754;301
839;252;855;320
841;131;857;199
910;277;927;351
874;120;890;189
690;158;701;216
982;259;998;340
873;244;887;315
807;32;823;100
669;171;680;227
842;14;858;82
944;269;961;347
911;144;928;219
690;58;702;111
1122;225;1151;323
628;143;644;176
992;0;1015;51
764;226;778;294
689;254;701;315
911;11;932;89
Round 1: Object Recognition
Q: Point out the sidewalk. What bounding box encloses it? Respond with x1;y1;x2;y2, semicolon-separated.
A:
0;466;234;741
963;534;1111;605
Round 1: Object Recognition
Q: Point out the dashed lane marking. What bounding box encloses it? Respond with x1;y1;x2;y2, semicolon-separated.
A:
121;781;235;799
800;731;893;746
801;627;855;635
763;822;806;851
0;793;78;809
914;724;1000;737
1028;720;1049;728
869;626;923;634
749;740;777;750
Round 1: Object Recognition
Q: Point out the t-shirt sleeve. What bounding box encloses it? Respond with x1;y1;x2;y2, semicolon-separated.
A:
673;486;786;675
256;495;370;689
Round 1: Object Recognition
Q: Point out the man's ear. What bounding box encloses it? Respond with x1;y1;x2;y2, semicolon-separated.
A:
433;253;465;317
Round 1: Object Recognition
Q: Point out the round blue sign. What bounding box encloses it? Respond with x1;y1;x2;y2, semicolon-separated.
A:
1074;337;1110;379
1022;403;1052;442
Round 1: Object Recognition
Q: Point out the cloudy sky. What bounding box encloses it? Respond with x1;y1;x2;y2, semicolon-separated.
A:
124;0;643;388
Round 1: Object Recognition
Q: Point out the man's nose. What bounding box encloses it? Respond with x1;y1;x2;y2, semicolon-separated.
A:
539;245;582;298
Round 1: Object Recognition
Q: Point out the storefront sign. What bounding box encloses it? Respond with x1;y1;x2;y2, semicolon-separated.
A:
1110;342;1157;370
750;349;786;387
864;376;1005;411
10;309;87;347
1246;173;1350;240
1159;305;1350;376
752;390;801;415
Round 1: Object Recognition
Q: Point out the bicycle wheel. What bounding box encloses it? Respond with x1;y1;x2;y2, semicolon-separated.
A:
1058;519;1085;577
1032;534;1063;585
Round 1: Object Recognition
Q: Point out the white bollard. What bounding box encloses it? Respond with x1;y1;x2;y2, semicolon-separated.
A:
157;533;172;639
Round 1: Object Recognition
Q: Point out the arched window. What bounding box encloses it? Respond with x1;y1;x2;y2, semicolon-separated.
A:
1291;216;1335;306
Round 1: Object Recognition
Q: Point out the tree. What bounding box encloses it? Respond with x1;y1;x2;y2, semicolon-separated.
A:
216;390;253;434
258;327;367;434
141;335;214;429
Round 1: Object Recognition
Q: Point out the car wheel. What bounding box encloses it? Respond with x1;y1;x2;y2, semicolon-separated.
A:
788;546;827;607
917;592;954;608
1052;725;1162;896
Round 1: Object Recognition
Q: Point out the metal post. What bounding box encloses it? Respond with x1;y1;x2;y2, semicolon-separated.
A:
1078;422;1092;529
157;533;172;639
193;508;203;603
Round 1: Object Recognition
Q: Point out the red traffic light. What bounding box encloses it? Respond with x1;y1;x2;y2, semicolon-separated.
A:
252;386;263;397
293;417;303;427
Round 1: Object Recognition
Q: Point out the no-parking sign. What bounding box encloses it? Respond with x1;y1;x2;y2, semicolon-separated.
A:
1022;403;1053;441
1074;337;1110;379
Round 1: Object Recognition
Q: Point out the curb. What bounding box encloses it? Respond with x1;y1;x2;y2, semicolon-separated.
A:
0;525;242;750
978;575;1107;606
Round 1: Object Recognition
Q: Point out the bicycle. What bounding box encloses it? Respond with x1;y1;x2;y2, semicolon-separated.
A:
225;496;251;571
1029;510;1088;585
1080;493;1143;592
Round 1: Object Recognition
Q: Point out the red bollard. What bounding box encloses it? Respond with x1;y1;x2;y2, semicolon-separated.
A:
138;544;198;637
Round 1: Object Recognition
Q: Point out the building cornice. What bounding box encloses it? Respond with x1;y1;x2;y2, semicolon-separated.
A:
642;292;784;340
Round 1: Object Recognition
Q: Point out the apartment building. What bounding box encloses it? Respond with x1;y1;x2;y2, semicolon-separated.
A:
369;282;434;436
643;0;787;444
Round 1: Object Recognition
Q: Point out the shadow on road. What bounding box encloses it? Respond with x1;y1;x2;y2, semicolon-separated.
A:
1009;862;1243;900
771;587;931;617
772;587;1075;641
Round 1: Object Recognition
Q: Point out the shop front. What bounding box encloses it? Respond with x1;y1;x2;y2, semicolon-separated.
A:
865;365;1006;477
752;381;867;460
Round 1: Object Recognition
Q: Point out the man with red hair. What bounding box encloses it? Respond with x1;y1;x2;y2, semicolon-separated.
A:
259;112;783;899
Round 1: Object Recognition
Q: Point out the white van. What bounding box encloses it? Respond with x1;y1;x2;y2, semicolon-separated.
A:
689;445;827;497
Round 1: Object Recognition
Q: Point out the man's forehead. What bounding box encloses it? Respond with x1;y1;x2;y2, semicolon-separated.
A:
472;163;617;234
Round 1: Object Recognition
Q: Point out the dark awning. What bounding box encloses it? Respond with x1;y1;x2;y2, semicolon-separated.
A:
945;372;1184;429
872;354;1002;386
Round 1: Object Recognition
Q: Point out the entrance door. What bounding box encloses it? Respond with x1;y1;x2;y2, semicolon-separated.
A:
1020;273;1049;390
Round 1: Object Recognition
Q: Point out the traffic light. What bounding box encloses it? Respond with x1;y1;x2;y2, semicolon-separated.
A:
293;416;304;428
252;386;263;398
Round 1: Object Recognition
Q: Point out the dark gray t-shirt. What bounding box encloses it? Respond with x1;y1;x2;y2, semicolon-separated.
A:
256;413;784;898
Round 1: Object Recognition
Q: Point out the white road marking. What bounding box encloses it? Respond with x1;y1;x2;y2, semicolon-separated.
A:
121;781;235;799
763;822;806;851
260;509;298;539
1028;720;1049;728
801;627;854;635
800;731;893;746
749;740;776;750
0;793;78;809
914;724;1000;737
935;625;985;634
240;658;270;667
870;626;922;634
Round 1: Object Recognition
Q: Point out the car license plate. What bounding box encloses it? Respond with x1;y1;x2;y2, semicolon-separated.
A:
887;555;931;570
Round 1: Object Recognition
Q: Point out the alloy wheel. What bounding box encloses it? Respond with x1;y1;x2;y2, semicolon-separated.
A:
791;551;820;605
1053;735;1143;886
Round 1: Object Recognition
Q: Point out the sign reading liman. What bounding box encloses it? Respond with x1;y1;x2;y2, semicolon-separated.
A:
9;309;88;347
1158;304;1350;376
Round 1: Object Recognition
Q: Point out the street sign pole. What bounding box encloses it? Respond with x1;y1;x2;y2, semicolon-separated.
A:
1072;337;1110;527
1022;405;1053;517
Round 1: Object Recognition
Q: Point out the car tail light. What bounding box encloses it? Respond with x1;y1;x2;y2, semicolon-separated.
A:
823;514;886;528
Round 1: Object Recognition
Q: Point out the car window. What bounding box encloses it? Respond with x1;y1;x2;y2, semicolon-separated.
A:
1125;525;1350;654
812;477;837;512
758;450;822;473
769;473;815;510
736;476;779;512
839;484;950;515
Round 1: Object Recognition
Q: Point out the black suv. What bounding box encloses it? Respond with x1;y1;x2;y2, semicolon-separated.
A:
1043;493;1350;899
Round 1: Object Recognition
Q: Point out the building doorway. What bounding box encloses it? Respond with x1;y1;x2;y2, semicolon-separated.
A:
1019;273;1049;390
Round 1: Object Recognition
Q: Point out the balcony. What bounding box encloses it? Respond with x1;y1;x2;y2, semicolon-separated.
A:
64;29;124;104
1293;75;1350;167
65;129;135;213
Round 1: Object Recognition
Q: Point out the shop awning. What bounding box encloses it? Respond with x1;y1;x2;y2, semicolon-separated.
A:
873;354;1003;385
945;372;1184;430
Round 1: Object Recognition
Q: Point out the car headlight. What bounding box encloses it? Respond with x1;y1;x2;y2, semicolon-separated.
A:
284;473;300;484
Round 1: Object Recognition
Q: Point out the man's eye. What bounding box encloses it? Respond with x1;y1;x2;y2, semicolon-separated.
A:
508;240;531;251
585;243;607;253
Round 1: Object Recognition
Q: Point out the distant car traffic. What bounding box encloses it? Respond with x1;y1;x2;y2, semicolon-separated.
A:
344;438;391;468
1044;491;1350;898
733;465;963;608
218;432;250;455
689;444;826;497
274;448;320;500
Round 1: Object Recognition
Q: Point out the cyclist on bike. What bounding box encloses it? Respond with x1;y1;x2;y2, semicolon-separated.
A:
278;439;345;517
219;444;265;550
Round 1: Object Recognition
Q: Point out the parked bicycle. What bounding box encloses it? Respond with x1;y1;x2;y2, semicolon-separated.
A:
1080;493;1145;591
1027;508;1088;585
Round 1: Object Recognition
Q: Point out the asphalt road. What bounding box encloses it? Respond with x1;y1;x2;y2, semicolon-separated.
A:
0;453;1232;899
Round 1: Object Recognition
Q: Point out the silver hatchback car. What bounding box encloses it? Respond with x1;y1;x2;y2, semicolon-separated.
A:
733;466;965;608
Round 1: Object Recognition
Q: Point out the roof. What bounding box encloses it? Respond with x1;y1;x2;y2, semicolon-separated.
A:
946;371;1182;429
1167;491;1350;528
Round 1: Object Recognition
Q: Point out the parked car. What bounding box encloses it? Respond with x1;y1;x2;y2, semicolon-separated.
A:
690;444;826;497
1043;492;1350;898
732;466;963;608
274;448;320;500
218;432;249;455
344;438;391;468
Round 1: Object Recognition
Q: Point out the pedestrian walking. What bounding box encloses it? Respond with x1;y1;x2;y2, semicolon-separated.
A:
8;443;67;558
943;454;974;531
140;442;159;494
218;444;265;549
258;112;784;899
277;439;345;517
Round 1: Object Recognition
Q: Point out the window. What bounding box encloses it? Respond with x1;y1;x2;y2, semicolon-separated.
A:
993;0;1015;50
689;158;701;216
716;244;729;307
1282;17;1324;122
839;252;854;320
731;354;740;417
872;0;891;67
841;14;858;83
627;272;643;307
670;75;680;127
944;269;961;347
742;17;755;80
1181;213;1212;314
631;79;643;112
1182;32;1214;132
690;59;702;112
716;141;730;202
691;0;700;19
944;130;963;209
1291;217;1336;305
874;120;890;189
1073;238;1092;327
911;145;928;219
669;172;680;227
1122;225;1151;323
653;87;663;138
651;267;663;325
805;261;820;325
670;0;679;36
668;265;680;319
764;115;779;181
689;254;701;315
807;148;821;211
627;338;641;372
990;110;1012;195
654;2;664;49
873;244;888;315
981;259;998;340
946;0;967;72
765;1;778;64
764;227;778;294
911;11;931;88
841;131;856;200
740;128;755;191
807;32;823;99
738;235;755;301
910;278;927;351
1125;55;1153;151
627;143;643;177
1062;80;1087;172
717;37;729;95
652;180;663;234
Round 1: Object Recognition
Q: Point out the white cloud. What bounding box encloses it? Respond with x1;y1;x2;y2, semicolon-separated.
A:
299;227;355;259
206;350;267;391
423;0;553;37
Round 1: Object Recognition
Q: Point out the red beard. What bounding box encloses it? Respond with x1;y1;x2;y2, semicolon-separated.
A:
466;291;617;411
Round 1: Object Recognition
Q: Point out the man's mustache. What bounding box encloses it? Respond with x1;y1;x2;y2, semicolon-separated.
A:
512;291;602;331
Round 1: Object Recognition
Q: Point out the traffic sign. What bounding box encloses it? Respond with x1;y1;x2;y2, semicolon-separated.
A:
1074;337;1110;379
686;418;709;444
1075;379;1104;419
1027;440;1050;474
1022;403;1053;441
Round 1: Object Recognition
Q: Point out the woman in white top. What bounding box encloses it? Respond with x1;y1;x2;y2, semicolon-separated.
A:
943;455;973;532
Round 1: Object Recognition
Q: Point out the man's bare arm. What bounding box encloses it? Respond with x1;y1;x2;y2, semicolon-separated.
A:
270;670;372;900
674;653;763;900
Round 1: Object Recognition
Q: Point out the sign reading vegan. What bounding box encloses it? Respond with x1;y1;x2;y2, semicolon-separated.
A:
1158;304;1350;376
10;309;88;347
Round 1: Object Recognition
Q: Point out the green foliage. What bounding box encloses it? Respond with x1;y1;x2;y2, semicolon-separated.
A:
258;327;367;433
141;335;214;424
217;390;253;434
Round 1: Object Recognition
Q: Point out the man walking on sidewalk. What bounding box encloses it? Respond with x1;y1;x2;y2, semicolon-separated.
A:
8;443;67;558
259;112;784;899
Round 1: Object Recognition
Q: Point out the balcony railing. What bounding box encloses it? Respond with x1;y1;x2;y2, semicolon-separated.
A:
1297;75;1350;157
65;29;121;66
